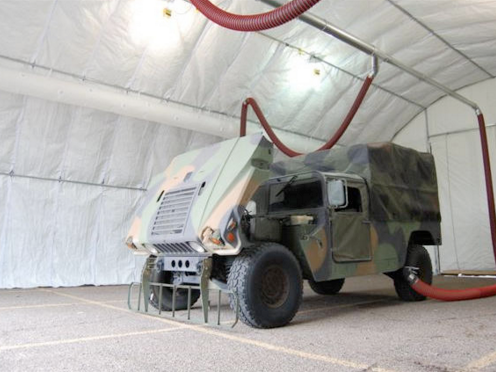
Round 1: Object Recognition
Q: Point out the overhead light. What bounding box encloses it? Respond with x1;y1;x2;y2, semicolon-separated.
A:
129;0;192;50
289;52;324;91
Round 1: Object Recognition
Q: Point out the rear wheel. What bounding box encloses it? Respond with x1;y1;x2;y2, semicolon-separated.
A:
149;270;200;311
308;278;345;295
228;243;303;328
394;244;433;301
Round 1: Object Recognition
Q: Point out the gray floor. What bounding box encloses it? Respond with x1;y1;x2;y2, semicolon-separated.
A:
1;275;496;372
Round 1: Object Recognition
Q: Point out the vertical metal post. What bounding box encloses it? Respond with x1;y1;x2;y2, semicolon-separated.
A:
137;283;142;312
217;290;222;326
201;291;209;324
158;285;163;315
127;283;134;310
200;258;213;324
141;257;154;313
172;286;177;318
232;291;239;328
187;287;192;320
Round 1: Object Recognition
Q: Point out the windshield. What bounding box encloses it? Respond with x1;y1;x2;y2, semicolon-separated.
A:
269;178;323;213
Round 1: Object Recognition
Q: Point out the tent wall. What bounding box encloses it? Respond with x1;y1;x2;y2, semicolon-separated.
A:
2;79;495;287
394;78;496;272
0;90;221;288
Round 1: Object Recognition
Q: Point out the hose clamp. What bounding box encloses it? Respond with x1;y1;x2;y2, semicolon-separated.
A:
403;266;419;285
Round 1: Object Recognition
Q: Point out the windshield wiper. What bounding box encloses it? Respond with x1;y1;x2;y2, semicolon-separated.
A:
275;175;298;197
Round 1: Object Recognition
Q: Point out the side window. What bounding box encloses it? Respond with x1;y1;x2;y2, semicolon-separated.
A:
269;179;322;212
337;187;362;212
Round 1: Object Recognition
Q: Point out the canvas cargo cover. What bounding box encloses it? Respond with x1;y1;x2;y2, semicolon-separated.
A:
271;143;441;222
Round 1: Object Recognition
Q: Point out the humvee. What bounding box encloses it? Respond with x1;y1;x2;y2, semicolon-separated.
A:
125;133;441;328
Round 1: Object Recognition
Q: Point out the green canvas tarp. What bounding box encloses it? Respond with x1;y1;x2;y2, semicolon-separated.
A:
270;143;441;222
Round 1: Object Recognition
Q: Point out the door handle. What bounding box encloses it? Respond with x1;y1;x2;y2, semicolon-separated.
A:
302;235;324;249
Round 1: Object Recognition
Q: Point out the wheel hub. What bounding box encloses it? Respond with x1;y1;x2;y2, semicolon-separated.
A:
260;265;290;308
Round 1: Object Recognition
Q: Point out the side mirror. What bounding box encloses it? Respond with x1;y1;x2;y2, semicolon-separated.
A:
327;179;347;208
246;200;257;215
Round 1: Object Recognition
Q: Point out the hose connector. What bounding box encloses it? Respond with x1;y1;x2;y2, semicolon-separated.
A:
369;54;379;79
403;266;419;285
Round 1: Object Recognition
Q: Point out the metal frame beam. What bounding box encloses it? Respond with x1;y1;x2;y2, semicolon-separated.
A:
0;59;326;153
261;0;481;112
386;0;494;79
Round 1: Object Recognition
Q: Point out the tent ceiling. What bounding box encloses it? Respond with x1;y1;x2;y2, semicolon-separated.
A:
0;0;495;146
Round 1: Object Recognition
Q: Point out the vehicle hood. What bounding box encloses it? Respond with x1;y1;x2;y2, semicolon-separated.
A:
127;133;273;253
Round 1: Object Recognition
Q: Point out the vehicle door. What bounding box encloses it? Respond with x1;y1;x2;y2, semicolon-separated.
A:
328;178;371;262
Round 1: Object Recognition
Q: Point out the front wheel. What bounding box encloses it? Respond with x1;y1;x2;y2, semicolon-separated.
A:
228;243;303;328
394;244;433;302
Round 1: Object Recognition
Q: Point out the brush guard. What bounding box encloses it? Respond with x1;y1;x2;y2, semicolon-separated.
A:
128;257;239;327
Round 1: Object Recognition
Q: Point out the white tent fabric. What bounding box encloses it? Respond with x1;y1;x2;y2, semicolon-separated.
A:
0;0;495;287
394;78;496;272
0;90;221;288
1;0;495;144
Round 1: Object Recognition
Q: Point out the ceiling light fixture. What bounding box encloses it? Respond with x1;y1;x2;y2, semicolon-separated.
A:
129;0;191;50
289;52;324;91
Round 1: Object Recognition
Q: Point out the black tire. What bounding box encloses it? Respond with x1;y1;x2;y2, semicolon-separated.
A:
227;243;303;328
149;270;200;311
394;244;433;302
308;278;345;295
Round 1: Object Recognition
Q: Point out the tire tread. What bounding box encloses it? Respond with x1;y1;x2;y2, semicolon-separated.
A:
228;243;302;328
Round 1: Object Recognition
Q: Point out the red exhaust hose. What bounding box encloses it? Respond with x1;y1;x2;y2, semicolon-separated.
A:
410;277;496;301
240;75;374;157
407;113;496;302
191;0;375;156
477;113;496;262
189;0;321;32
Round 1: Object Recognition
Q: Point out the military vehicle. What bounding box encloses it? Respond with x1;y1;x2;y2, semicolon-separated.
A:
125;133;441;328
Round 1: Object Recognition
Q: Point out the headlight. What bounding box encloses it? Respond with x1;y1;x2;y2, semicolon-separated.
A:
189;241;206;253
201;226;225;250
145;245;158;255
126;236;137;250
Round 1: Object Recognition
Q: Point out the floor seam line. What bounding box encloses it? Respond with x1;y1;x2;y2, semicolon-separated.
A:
0;327;182;352
42;289;399;372
465;350;496;371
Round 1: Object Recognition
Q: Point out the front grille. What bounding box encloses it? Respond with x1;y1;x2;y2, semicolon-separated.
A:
154;242;197;254
151;186;196;236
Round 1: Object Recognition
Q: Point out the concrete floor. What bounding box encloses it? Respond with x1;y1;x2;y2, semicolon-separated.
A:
1;275;496;372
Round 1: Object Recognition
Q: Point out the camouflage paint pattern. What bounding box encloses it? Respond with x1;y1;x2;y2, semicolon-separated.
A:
271;142;441;222
126;133;273;256
271;142;441;281
296;219;440;282
127;136;441;284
